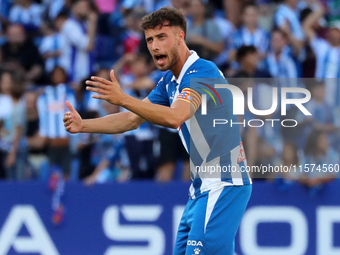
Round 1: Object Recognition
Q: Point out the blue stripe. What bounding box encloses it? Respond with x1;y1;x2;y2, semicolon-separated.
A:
322;48;330;79
53;35;59;67
43;93;49;137
192;178;202;197
180;123;190;153
70;46;77;82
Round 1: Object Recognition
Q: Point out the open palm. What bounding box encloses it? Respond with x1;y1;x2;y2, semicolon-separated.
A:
63;101;82;134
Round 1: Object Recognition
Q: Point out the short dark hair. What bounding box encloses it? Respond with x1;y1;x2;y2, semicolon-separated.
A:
70;0;88;6
9;72;25;100
271;27;288;38
56;10;69;20
236;45;257;62
141;7;187;37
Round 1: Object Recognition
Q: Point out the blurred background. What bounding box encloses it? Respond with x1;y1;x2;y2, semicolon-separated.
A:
0;0;340;254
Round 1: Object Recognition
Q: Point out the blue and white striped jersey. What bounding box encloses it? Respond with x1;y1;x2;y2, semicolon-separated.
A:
37;84;76;139
266;51;298;78
148;51;252;198
275;4;304;41
60;17;94;83
39;33;65;73
310;37;340;107
230;25;269;54
9;3;42;29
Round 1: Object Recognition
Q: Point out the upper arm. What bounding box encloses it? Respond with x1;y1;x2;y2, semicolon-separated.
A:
171;88;201;123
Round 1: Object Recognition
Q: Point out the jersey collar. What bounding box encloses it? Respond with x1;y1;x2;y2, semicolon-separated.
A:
171;50;199;84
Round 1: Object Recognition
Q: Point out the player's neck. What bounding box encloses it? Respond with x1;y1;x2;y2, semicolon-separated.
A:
170;48;192;80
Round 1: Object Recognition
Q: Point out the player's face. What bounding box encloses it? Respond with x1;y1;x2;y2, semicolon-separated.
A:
74;0;90;20
145;25;180;71
7;25;26;44
243;6;258;27
328;28;340;45
271;31;286;53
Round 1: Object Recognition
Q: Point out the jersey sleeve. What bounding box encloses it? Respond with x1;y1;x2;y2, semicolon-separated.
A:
178;61;224;92
176;61;224;110
147;77;170;106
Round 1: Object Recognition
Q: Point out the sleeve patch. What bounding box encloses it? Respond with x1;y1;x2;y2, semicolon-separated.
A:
176;88;201;111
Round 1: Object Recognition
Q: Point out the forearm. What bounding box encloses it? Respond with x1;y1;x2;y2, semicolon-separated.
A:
10;127;22;155
86;19;97;51
303;6;324;41
121;95;186;129
91;159;109;178
81;111;145;134
289;36;304;56
26;65;42;80
42;51;61;59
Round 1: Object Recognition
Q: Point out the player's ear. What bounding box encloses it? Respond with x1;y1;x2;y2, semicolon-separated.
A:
178;31;185;45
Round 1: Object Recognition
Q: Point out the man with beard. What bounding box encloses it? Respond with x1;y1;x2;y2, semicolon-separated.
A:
63;7;252;255
58;0;97;83
0;24;44;83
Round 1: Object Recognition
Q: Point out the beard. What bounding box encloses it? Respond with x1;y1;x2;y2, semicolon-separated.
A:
154;45;180;71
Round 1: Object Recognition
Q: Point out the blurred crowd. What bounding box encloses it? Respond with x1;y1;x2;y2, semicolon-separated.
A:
0;0;339;190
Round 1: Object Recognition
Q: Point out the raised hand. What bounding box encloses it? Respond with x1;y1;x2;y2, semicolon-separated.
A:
85;70;125;105
64;101;82;134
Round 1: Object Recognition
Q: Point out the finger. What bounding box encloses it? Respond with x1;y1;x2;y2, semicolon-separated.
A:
90;76;112;86
91;94;109;100
65;126;71;132
86;80;110;90
66;101;76;113
86;85;109;95
64;119;73;127
110;69;118;83
63;112;71;122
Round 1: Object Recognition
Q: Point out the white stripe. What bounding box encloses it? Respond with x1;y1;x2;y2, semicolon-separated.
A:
190;115;218;195
190;115;210;162
189;160;196;199
178;129;188;152
230;145;244;185
204;187;224;233
171;51;199;84
46;87;57;138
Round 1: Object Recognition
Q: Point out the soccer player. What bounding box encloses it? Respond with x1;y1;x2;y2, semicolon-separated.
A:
63;7;252;255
